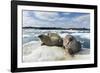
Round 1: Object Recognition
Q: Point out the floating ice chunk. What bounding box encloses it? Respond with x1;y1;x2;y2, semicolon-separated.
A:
23;34;30;38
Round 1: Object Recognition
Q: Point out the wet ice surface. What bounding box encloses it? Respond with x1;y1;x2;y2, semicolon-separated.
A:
23;41;90;62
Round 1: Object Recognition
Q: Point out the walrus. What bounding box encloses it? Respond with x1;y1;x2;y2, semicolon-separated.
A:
63;35;81;56
38;33;63;47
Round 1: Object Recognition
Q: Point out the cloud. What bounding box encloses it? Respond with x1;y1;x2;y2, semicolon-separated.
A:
23;11;55;27
23;10;90;28
71;14;90;28
33;11;60;21
23;11;70;27
74;14;90;23
23;12;33;27
62;13;71;15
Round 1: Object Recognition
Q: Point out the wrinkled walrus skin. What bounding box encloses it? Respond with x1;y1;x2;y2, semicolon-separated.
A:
38;33;63;47
63;35;81;56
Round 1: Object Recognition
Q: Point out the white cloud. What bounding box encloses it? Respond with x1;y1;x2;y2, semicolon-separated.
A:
23;11;70;27
33;11;60;21
23;12;55;27
74;14;90;23
23;11;90;28
72;14;90;28
62;13;71;15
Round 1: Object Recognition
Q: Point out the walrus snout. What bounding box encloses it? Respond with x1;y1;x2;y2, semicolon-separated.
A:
38;34;47;39
38;34;49;42
38;35;43;39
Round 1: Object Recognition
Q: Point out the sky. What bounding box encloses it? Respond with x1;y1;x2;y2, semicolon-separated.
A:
23;10;90;28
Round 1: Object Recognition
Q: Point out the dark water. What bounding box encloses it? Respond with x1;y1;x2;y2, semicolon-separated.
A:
22;29;90;48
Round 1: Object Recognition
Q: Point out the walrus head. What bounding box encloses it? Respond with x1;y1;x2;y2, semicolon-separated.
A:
63;35;81;56
38;34;50;44
63;35;75;46
38;34;46;39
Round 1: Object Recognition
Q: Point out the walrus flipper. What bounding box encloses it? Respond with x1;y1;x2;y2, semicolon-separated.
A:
68;48;75;57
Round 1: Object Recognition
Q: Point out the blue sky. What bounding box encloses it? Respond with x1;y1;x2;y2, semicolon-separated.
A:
23;10;90;28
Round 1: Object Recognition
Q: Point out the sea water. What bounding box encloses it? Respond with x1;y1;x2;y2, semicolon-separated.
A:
22;29;90;49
